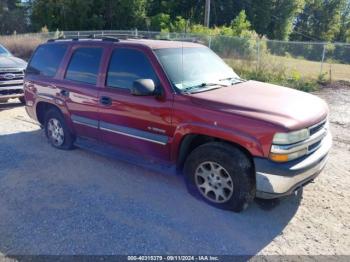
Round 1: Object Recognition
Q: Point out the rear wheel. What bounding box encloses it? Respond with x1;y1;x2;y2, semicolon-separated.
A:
44;109;75;150
184;142;255;212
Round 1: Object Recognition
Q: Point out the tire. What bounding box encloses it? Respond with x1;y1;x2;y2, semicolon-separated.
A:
0;98;8;103
44;108;75;150
19;96;25;104
184;142;255;212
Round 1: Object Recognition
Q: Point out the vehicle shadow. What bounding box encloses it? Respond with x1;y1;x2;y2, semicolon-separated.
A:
0;130;302;257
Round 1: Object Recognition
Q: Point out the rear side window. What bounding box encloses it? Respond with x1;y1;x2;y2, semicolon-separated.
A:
107;48;159;89
65;47;103;85
27;44;67;77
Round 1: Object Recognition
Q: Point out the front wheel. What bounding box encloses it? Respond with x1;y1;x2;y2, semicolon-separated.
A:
184;142;255;212
44;109;75;150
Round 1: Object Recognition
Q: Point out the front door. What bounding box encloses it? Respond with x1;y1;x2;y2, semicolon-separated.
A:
98;46;173;161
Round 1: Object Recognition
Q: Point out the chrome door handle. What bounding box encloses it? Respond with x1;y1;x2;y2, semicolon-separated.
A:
100;96;112;106
60;89;70;97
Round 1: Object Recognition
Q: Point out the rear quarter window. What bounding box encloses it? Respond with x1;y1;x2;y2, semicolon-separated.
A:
27;44;67;77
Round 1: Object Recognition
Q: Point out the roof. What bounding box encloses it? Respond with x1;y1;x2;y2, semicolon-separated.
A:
47;37;205;50
121;39;205;49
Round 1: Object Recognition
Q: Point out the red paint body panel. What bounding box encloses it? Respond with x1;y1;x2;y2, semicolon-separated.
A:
97;44;175;160
188;81;328;131
24;39;329;165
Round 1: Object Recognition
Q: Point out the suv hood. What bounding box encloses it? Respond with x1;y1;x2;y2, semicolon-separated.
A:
0;55;27;69
188;80;328;130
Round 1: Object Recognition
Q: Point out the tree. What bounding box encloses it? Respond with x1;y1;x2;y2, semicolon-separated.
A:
147;0;203;25
30;0;147;31
150;13;171;31
243;0;305;40
0;0;29;34
231;10;251;36
337;0;350;42
291;0;346;42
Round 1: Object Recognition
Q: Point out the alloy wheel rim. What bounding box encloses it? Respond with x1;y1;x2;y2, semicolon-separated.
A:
195;161;234;203
47;118;64;146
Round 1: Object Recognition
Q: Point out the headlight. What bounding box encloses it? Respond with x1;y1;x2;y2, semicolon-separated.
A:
272;129;309;145
270;128;310;162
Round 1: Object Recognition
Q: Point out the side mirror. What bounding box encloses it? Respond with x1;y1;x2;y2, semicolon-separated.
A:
131;79;156;96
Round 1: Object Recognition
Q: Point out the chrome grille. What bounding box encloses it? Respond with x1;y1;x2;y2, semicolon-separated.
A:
308;139;322;153
309;120;326;136
0;69;24;88
0;89;23;95
306;119;328;154
270;118;328;156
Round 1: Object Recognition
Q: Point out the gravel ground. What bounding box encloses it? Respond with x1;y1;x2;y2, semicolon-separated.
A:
0;87;349;257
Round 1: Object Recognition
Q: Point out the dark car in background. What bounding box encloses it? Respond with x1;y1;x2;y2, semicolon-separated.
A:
0;44;27;104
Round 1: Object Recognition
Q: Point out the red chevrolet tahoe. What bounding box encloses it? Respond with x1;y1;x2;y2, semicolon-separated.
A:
24;37;332;212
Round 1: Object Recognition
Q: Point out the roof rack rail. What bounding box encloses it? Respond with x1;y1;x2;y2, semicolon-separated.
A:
46;32;158;43
101;36;120;42
47;34;121;43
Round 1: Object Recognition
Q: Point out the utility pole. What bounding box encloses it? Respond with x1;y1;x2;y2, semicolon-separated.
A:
204;0;211;27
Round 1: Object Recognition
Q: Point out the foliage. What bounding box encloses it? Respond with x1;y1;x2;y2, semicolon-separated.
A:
31;0;147;31
150;13;171;32
0;0;29;34
230;11;251;36
0;0;348;93
291;0;346;42
147;0;203;26
242;0;305;40
228;58;319;92
147;0;305;40
153;10;255;37
40;26;49;33
0;0;348;44
337;0;350;42
0;34;45;60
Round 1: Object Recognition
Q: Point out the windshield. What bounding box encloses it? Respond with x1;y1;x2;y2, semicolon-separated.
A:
155;46;240;91
0;45;11;56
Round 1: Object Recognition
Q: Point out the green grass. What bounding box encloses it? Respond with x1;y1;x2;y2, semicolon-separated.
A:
224;54;350;92
271;55;350;83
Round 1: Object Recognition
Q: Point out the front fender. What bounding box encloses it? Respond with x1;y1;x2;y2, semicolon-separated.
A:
170;122;265;162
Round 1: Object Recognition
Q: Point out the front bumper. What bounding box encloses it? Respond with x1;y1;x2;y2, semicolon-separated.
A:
254;131;332;199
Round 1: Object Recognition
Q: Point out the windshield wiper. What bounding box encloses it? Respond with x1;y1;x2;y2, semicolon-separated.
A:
182;82;229;94
219;77;245;84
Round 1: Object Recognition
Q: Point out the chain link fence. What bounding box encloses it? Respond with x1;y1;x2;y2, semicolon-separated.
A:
1;30;350;83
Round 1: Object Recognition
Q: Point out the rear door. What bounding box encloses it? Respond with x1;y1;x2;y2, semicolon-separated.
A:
56;44;105;139
98;46;174;161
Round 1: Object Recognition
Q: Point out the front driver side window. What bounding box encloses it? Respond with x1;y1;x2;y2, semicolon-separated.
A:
106;48;159;90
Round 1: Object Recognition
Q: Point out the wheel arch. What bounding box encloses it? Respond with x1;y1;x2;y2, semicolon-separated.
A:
35;101;64;126
176;133;256;174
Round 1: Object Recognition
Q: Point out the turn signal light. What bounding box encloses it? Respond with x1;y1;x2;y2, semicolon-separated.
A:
269;148;308;162
269;153;289;162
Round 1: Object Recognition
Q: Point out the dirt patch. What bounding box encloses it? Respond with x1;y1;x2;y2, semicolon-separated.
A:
322;80;350;89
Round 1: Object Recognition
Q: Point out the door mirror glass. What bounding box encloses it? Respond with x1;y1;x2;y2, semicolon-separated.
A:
131;79;155;96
